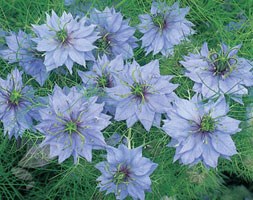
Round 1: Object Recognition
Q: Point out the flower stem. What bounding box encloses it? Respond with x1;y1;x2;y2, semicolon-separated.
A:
128;128;132;149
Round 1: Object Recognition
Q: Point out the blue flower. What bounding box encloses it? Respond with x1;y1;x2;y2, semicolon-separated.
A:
180;43;253;104
96;144;158;200
162;96;241;168
32;11;99;73
138;1;194;56
0;68;35;139
36;85;111;164
106;60;178;131
0;30;49;86
78;54;124;114
90;7;138;59
64;0;75;6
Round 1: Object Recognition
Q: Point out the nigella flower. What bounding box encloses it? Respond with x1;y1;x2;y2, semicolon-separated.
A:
90;7;138;59
138;1;194;57
162;96;241;168
106;60;178;131
0;30;49;86
180;43;253;104
96;144;158;200
36;85;111;164
32;10;99;73
64;0;75;6
78;54;124;114
225;14;247;32
0;68;35;139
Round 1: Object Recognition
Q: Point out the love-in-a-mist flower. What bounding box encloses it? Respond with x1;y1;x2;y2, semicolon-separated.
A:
78;54;124;114
106;60;178;131
0;68;35;139
163;96;241;168
90;7;138;59
0;30;48;86
36;85;111;164
32;11;99;73
180;43;253;104
64;0;75;6
96;144;158;200
138;1;194;56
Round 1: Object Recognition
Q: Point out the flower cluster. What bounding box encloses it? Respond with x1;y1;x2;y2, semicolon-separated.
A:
0;1;250;199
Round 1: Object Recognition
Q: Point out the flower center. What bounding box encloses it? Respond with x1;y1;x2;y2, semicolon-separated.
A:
210;47;238;78
65;121;77;134
200;115;216;132
96;34;110;53
213;55;231;74
56;29;68;43
113;165;130;184
152;14;166;29
132;83;145;98
97;74;110;88
9;90;22;105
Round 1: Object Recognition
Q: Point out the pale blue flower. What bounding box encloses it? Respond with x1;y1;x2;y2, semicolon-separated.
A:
32;11;99;73
180;43;253;104
138;1;194;56
163;96;241;168
106;60;178;131
90;7;138;59
36;85;111;164
96;144;158;200
78;54;124;114
0;68;35;139
0;30;48;86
